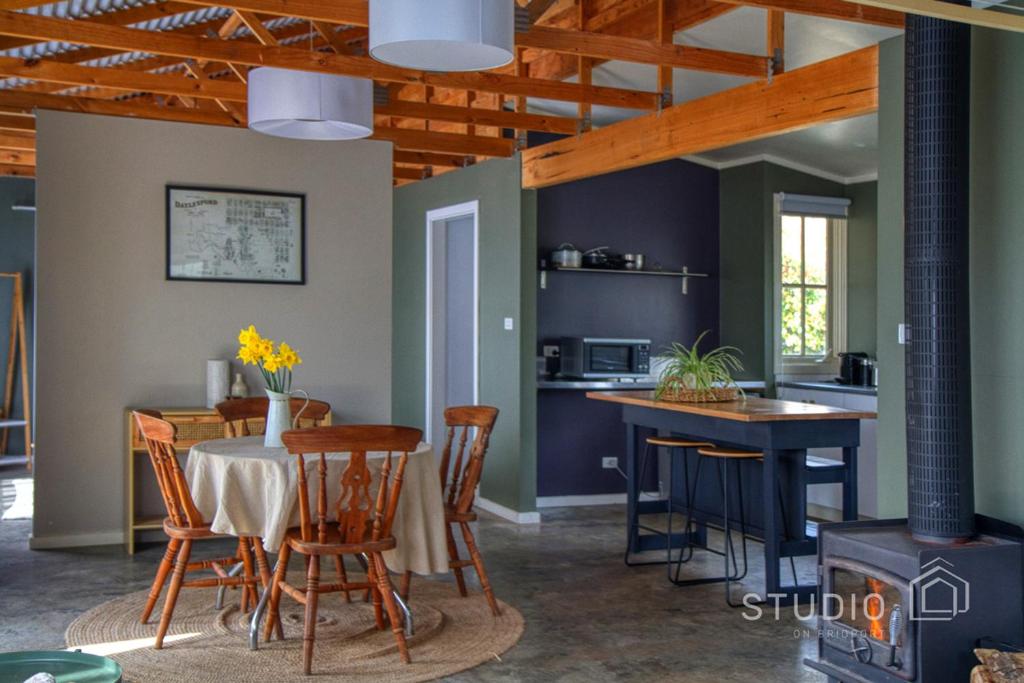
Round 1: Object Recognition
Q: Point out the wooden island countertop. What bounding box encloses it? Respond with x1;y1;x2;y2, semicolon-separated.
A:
586;390;877;423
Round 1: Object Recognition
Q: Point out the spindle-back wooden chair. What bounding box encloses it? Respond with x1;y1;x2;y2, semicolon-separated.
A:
215;397;331;438
436;406;500;616
263;424;422;674
132;410;264;649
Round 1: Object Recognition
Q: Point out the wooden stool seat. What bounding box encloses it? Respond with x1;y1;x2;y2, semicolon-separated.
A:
646;436;715;449
283;526;397;556
697;446;763;459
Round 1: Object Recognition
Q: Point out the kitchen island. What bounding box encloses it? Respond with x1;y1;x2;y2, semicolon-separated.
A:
587;391;876;602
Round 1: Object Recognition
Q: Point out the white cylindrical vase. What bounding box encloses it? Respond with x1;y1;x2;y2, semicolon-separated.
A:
206;359;229;409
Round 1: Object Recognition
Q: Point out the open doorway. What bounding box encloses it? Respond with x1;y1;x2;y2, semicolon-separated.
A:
425;201;479;446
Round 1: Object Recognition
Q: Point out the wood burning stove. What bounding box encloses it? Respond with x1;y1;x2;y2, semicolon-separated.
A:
805;4;1024;681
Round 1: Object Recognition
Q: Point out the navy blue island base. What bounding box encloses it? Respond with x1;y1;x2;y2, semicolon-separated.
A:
587;391;877;604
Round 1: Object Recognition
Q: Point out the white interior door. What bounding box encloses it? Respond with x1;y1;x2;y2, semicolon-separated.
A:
425;202;479;446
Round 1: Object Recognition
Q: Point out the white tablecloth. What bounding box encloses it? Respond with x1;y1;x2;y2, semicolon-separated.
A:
185;436;449;575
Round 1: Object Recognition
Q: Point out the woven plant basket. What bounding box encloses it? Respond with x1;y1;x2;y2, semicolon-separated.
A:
656;382;740;403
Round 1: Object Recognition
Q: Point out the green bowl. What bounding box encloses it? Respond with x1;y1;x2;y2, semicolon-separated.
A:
0;651;122;683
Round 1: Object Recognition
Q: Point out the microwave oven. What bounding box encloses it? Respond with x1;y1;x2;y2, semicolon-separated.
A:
559;337;652;379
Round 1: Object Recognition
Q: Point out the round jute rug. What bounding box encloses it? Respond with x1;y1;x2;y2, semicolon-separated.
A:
65;578;523;682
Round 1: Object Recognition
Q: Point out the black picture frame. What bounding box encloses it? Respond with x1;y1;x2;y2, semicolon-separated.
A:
165;184;306;285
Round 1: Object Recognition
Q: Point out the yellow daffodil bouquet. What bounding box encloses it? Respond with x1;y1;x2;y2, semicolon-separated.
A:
236;325;302;394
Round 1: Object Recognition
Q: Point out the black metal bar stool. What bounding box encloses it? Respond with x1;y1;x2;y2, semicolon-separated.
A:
668;446;798;607
624;435;714;567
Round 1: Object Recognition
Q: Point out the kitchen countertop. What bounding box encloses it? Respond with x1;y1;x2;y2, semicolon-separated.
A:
777;380;877;397
586;390;877;422
538;379;766;392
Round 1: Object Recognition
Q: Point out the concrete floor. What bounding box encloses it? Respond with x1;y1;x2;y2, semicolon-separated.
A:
0;502;825;682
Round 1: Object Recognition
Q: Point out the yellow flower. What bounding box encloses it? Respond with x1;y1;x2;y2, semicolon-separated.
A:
236;345;260;366
238;325;259;347
262;354;282;373
278;342;302;370
255;338;275;360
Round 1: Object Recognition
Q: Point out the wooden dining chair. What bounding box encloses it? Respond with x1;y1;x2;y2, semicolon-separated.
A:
215;397;331;438
437;405;501;616
263;424;423;674
132;410;266;649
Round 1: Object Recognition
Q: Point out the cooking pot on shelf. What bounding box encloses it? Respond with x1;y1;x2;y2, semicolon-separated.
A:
550;243;582;268
583;246;611;268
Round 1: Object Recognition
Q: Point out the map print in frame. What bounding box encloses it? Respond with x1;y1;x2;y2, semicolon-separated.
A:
166;185;306;284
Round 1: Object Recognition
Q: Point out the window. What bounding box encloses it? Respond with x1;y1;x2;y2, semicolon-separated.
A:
781;214;829;358
773;193;849;373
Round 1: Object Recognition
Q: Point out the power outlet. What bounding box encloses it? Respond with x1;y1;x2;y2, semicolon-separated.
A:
601;457;618;469
543;345;560;358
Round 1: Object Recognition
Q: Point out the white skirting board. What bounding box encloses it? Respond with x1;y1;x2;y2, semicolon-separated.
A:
536;492;662;508
29;529;124;550
474;496;541;524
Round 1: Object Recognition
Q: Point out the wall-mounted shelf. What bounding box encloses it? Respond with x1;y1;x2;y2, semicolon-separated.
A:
539;265;710;294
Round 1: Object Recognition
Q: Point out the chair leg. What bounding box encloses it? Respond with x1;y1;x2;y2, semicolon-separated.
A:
302;555;321;676
400;570;412;602
373;553;411;664
253;540;273;590
238;538;256;612
671;455;704;585
445;522;468;597
334;555;352;603
459;521;499;616
142;538;180;624
155;539;191;650
264;544;291;642
366;555;386;630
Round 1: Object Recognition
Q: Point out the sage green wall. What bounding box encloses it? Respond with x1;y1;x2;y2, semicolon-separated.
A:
719;162;877;386
875;29;1024;525
875;36;907;518
392;157;537;514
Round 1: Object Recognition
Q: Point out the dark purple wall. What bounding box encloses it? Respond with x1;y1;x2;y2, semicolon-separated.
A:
536;158;720;498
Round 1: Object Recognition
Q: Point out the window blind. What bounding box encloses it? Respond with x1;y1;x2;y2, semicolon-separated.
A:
776;193;851;218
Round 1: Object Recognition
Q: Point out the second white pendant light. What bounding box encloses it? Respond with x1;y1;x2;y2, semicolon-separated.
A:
369;0;515;72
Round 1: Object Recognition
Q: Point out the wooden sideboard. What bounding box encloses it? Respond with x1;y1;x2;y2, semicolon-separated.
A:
124;406;331;554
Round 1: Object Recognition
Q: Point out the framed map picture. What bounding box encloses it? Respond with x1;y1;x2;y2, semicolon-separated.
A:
166;185;306;284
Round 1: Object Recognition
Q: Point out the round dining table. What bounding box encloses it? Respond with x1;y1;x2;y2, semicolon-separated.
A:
184;435;451;576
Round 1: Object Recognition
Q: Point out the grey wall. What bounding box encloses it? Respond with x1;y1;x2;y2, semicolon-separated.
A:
34;111;393;546
0;177;34;456
392;157;537;514
719;162;878;386
876;29;1024;525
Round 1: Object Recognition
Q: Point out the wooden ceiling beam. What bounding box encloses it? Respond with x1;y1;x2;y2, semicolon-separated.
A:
516;24;769;77
377;99;579;135
0;163;33;177
521;45;879;188
0;89;240;127
0;10;659;110
845;0;1024;31
0;113;34;133
233;10;278;46
375;127;516;157
0;56;248;102
392;165;431;181
176;0;368;26
0;1;197;52
0;131;35;151
0;149;34;166
713;0;903;27
767;10;785;74
393;150;473;168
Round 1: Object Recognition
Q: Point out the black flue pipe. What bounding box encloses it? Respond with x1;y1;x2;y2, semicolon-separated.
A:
903;9;975;543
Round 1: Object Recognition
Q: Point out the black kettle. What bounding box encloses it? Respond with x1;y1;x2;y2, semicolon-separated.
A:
838;352;869;385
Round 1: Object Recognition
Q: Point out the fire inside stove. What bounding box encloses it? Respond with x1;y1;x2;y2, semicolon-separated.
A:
830;568;904;646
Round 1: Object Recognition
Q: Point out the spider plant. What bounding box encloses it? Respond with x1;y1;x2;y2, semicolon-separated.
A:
655;331;744;400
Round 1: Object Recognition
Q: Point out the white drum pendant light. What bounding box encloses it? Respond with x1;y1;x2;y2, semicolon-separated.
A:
369;0;514;72
247;67;373;140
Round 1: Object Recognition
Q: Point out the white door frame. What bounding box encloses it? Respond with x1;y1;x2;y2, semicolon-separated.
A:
424;200;480;445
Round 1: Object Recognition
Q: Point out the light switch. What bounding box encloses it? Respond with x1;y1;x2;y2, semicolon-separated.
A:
504;317;514;331
898;323;909;345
